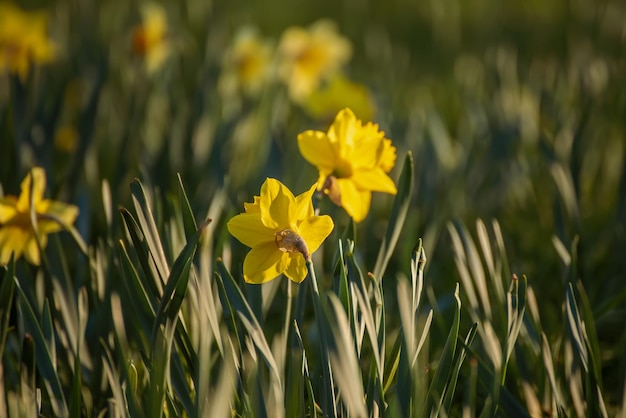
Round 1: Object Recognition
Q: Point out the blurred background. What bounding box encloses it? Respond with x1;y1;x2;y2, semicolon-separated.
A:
1;0;625;412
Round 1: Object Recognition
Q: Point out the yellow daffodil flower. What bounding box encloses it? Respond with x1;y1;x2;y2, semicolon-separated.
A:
0;2;56;81
219;27;273;98
305;74;375;121
298;108;397;222
278;19;351;103
227;178;334;284
131;3;170;73
0;168;79;265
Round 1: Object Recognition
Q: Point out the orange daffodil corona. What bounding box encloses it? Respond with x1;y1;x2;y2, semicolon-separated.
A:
227;178;334;284
131;3;171;73
0;168;79;265
298;108;397;222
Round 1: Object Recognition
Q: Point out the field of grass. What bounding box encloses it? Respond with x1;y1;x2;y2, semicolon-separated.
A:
1;0;625;416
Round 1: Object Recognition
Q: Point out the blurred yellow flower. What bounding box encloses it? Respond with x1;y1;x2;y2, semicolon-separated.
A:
0;168;79;265
278;19;352;103
219;27;273;98
131;3;170;73
0;2;56;81
298;108;397;222
54;125;78;153
306;75;375;121
227;178;334;284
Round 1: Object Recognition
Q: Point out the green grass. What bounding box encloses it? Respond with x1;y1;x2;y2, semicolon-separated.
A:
1;0;626;416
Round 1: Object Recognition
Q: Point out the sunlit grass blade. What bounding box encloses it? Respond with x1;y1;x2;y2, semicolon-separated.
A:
130;178;170;282
205;340;238;418
117;240;156;338
333;240;351;322
286;321;306;417
177;173;198;240
214;264;244;361
148;319;177;418
327;294;368;418
504;275;527;371
101;339;142;418
238;313;284;417
541;332;566;410
0;256;16;358
574;281;602;387
396;277;414;418
442;322;478;413
565;283;609;417
425;284;460;417
120;207;164;299
15;280;69;417
373;151;414;280
306;260;338;417
467;346;531;418
69;288;88;417
151;222;204;341
383;331;402;395
345;245;382;377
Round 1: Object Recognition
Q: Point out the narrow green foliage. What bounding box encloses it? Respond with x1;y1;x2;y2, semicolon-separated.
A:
130;179;170;283
306;260;338;418
0;256;15;366
565;284;609;418
151;221;204;342
327;294;367;418
425;284;461;417
442;322;478;413
373;151;414;280
15;281;69;417
177;173;198;240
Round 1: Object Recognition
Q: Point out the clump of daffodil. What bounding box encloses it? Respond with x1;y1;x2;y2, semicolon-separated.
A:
131;3;170;73
298;108;397;222
0;2;56;81
219;27;273;99
0;168;79;265
305;74;375;122
227;178;334;284
278;19;352;103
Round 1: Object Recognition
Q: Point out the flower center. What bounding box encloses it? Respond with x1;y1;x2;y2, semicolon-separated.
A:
275;229;310;261
3;211;32;228
333;158;353;178
321;175;342;207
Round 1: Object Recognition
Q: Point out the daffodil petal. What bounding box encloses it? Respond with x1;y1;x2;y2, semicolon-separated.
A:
351;168;397;195
298;215;334;254
294;183;317;220
336;178;371;222
0;197;18;223
243;242;290;284
0;228;25;265
227;213;273;248
23;233;43;266
39;201;79;232
297;130;337;171
351;123;385;169
378;138;397;172
260;178;294;229
17;167;46;211
327;108;358;150
244;196;261;214
283;254;308;283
